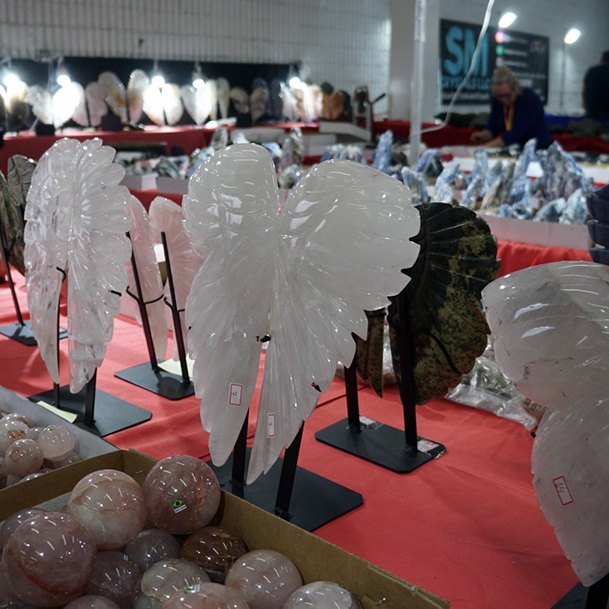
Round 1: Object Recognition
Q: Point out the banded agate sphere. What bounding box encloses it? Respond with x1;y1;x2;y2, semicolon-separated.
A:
182;526;248;582
162;582;249;609
226;549;303;609
142;455;221;535
133;558;210;609
124;528;182;573
1;511;95;607
68;469;147;549
0;420;29;453
284;581;363;609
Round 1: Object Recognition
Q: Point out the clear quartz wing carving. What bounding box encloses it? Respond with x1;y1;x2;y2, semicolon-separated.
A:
184;143;420;483
482;260;609;586
125;196;168;362
24;138;132;393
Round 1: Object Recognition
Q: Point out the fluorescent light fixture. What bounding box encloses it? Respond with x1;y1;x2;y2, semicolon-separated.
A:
564;28;581;44
498;11;517;29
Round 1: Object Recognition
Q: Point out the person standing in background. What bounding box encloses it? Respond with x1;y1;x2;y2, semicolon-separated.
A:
471;65;553;149
582;51;609;128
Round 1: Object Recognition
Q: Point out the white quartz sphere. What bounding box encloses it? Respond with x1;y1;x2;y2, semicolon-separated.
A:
283;581;363;609
37;425;76;461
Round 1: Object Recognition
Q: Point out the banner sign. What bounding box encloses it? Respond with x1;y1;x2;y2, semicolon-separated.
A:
440;19;549;105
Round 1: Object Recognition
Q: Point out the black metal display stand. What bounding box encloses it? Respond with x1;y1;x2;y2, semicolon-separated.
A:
114;231;194;400
553;575;609;609
315;304;445;473
0;223;67;346
28;267;151;437
209;410;363;532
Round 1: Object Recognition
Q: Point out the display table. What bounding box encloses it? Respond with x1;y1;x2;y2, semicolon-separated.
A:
0;234;595;609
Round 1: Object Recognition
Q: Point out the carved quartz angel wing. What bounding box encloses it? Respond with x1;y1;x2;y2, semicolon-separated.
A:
482;261;609;586
184;143;420;483
181;82;216;126
125;196;167;362
143;83;184;126
127;69;149;124
98;71;128;123
216;78;230;119
24;138;131;392
148;196;203;360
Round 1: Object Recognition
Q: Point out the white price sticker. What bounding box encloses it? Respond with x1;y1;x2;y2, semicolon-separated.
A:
267;413;276;438
228;383;242;406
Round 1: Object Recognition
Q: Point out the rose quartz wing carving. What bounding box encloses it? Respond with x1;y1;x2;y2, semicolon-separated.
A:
482;260;609;586
184;143;420;483
24;138;131;392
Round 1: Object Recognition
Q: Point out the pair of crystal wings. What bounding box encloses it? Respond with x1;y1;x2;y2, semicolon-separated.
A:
24;138;420;484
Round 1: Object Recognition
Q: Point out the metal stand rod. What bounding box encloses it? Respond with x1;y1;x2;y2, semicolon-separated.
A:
161;231;189;382
231;412;250;494
0;233;25;325
126;231;163;370
344;356;361;429
396;293;419;449
275;424;305;519
84;370;97;425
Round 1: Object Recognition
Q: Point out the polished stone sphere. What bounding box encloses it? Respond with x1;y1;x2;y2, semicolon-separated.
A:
133;558;210;609
162;582;250;609
4;439;44;477
1;511;95;607
0;508;45;550
182;526;248;583
0;420;30;454
37;425;76;461
67;469;147;549
124;528;182;573
226;549;303;609
64;595;121;609
283;581;363;609
142;455;221;535
85;550;141;609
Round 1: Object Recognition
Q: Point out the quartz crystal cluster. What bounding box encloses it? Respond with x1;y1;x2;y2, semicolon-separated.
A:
0;454;363;609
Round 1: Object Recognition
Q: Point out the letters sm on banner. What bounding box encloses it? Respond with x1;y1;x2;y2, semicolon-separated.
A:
440;19;549;106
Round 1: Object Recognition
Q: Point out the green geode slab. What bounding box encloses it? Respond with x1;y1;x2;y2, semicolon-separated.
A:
388;201;501;405
0;155;36;275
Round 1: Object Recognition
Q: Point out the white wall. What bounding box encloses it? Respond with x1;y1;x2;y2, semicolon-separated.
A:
0;0;607;121
0;0;393;113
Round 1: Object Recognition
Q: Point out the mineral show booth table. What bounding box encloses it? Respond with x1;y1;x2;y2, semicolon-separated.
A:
0;209;593;609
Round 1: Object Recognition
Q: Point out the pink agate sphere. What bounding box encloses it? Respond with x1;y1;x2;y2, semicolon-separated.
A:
142;455;221;535
124;528;182;572
284;581;363;609
37;425;76;461
68;469;147;549
1;511;95;607
226;549;303;609
0;508;44;550
162;582;250;609
85;551;141;609
133;558;210;609
0;420;29;453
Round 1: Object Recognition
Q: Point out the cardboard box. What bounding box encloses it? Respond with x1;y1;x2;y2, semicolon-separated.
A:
156;176;189;196
121;174;158;191
0;386;117;460
0;450;449;609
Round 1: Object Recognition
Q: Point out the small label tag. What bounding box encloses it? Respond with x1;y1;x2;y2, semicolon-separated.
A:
170;498;187;513
267;413;276;438
229;383;243;406
553;476;574;506
418;438;440;453
359;415;382;430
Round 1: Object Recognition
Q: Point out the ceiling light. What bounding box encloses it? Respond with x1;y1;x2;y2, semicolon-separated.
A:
56;57;71;87
498;12;517;29
564;28;581;44
192;63;205;90
151;61;165;88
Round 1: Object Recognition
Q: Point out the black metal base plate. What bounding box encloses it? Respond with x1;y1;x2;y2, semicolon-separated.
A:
114;362;194;400
315;417;446;473
209;450;363;532
0;321;67;346
553;583;609;608
29;385;152;437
